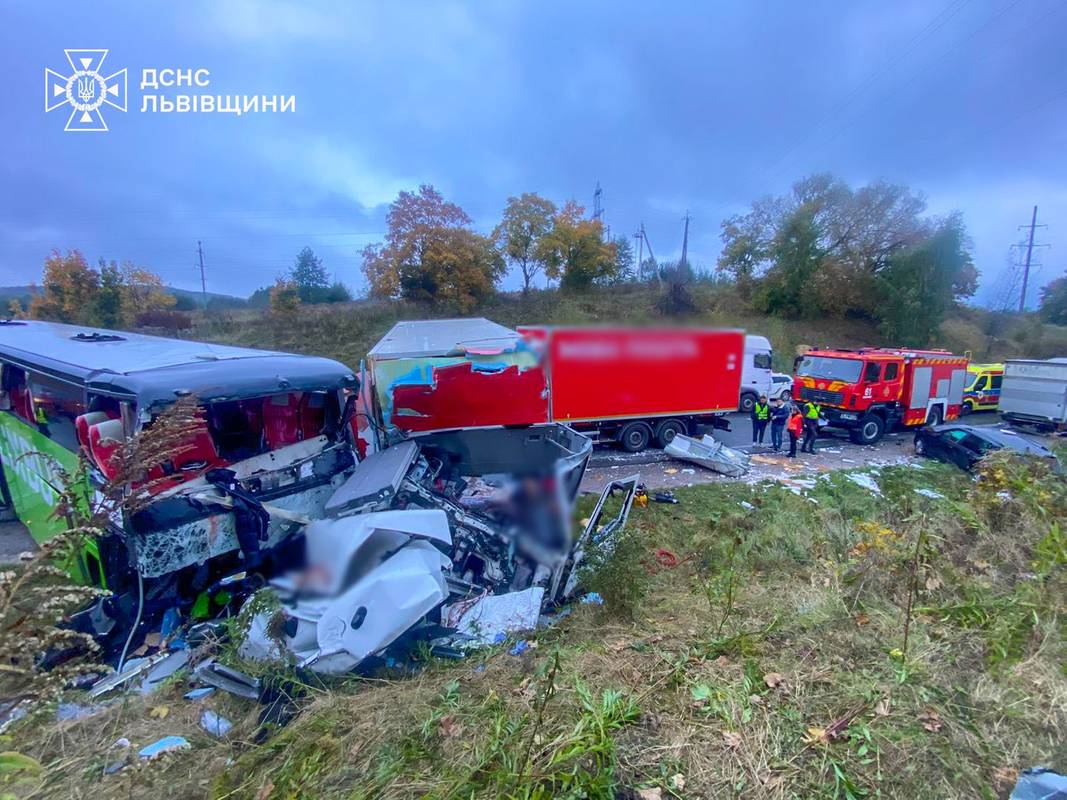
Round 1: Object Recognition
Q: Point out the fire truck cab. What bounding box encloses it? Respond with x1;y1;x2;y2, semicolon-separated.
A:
792;347;969;444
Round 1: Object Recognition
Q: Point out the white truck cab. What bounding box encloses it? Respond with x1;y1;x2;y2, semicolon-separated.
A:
739;334;774;413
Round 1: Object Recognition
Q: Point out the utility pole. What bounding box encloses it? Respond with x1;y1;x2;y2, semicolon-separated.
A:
634;228;644;282
1012;206;1049;312
196;241;207;310
679;211;690;268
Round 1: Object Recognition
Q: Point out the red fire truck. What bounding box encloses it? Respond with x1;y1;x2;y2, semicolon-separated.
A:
792;347;969;444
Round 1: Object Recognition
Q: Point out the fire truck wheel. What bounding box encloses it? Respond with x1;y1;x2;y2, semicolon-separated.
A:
925;406;943;427
850;414;885;445
655;419;687;449
618;422;653;453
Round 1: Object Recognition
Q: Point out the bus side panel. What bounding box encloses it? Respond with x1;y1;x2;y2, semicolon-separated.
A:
0;412;79;543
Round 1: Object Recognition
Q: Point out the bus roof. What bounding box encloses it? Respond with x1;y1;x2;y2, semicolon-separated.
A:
0;320;356;407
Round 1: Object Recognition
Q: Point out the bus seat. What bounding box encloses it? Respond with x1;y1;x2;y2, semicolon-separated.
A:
11;386;33;422
88;419;125;480
298;392;326;439
76;410;117;450
263;393;302;449
171;419;220;472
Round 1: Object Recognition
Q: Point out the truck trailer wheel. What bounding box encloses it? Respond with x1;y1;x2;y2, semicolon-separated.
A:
849;414;885;445
654;419;687;449
618;421;653;453
739;392;757;414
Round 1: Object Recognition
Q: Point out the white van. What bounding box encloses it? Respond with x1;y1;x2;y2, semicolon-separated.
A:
739;334;774;413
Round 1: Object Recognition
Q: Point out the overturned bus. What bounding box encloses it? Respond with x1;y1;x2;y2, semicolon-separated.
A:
0;320;358;649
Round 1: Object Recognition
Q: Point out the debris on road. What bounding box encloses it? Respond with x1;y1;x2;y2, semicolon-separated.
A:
665;434;750;477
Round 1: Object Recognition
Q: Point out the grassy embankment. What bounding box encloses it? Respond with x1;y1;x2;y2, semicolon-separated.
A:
8;452;1065;799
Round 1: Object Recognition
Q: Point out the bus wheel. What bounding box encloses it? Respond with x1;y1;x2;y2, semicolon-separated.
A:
618;422;653;453
849;414;885;445
655;419;687;449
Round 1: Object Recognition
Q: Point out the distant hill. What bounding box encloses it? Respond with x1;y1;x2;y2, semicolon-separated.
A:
0;284;248;311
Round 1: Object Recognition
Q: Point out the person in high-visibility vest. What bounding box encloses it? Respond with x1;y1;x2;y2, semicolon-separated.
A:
751;395;770;445
34;403;51;437
801;399;820;454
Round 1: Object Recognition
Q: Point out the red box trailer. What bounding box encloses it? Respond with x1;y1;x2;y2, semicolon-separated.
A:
366;319;744;452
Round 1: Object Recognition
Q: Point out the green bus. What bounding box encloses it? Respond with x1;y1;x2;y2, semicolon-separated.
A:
0;319;358;651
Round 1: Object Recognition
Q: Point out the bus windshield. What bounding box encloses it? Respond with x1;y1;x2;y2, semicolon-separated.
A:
796;356;863;383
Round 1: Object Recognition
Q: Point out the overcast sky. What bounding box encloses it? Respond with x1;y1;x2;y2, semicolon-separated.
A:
2;0;1065;307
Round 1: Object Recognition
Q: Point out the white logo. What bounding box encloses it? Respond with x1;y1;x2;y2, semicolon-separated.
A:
45;49;127;132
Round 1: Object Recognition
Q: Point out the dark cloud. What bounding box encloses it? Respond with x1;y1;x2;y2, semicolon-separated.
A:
2;0;1064;305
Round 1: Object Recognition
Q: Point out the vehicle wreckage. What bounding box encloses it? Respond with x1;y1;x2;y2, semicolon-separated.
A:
0;321;636;681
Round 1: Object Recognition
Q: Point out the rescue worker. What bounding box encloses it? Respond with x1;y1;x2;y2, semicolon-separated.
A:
770;397;788;452
801;398;820;454
787;405;804;458
751;394;770;445
34;402;50;437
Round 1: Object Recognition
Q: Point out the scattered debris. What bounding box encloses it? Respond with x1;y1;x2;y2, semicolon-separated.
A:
845;472;881;494
580;592;605;605
138;736;190;759
1009;767;1067;799
55;702;106;722
653;491;679;504
193;659;261;701
200;709;233;738
665;434;750;477
509;640;531;656
184;687;215;701
915;488;944;499
442;587;545;647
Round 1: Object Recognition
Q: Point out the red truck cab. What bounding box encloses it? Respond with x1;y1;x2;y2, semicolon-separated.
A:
792;347;969;444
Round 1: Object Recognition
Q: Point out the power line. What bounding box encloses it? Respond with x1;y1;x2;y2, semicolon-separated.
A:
1010;205;1050;312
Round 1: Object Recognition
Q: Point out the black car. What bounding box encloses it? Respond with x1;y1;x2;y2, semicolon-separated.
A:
914;423;1061;472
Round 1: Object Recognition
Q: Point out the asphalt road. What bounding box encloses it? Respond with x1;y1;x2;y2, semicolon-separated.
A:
581;408;1039;492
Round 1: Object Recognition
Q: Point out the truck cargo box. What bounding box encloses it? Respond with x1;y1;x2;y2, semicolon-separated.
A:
521;326;743;423
1000;358;1067;428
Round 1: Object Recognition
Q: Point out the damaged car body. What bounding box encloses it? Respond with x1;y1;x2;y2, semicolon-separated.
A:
239;426;636;673
0;321;358;653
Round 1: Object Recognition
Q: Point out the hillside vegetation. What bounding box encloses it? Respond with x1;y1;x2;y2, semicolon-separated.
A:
10;453;1064;799
188;284;1067;372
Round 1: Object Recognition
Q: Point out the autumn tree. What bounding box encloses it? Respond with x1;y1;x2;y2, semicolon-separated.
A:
493;193;556;293
30;250;99;323
30;251;176;328
361;185;504;312
536;201;617;291
1039;276;1067;325
718;174;975;336
118;263;176;323
269;277;301;316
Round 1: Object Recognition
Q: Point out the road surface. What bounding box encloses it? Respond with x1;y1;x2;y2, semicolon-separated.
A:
579;409;1045;493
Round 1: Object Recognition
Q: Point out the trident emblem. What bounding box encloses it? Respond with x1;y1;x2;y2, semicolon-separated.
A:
77;76;96;103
